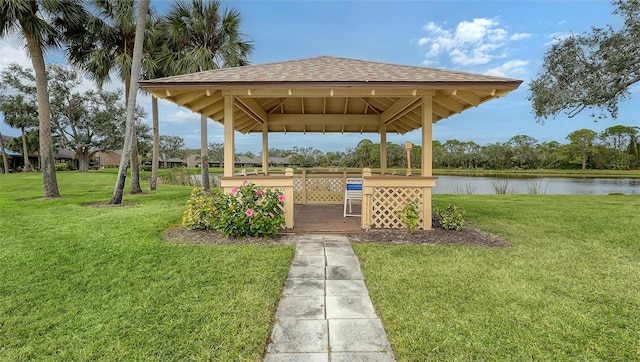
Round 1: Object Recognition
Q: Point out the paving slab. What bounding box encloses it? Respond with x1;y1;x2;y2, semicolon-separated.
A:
275;296;325;319
295;242;325;256
326;265;364;280
331;352;395;362
263;353;328;362
328;319;393;353
283;279;324;297
326;280;369;296
291;255;325;267
325;255;360;266
266;319;328;353
325;296;377;319
288;265;325;279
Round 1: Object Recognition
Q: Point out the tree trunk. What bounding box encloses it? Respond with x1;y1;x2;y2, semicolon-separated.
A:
150;96;159;190
25;32;60;198
20;127;33;172
77;149;90;172
582;155;587;171
0;130;10;174
130;126;143;193
110;0;150;204
200;114;210;194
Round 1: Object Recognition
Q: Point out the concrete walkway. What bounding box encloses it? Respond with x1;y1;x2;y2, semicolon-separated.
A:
264;234;395;362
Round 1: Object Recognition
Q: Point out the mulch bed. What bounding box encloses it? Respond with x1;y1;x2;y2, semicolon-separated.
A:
163;225;510;248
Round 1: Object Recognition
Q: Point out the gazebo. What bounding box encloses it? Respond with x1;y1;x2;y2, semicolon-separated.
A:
140;56;522;230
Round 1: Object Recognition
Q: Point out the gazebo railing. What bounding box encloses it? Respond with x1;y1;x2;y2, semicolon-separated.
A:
221;168;437;230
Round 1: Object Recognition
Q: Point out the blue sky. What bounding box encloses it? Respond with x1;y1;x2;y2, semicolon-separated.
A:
1;0;638;153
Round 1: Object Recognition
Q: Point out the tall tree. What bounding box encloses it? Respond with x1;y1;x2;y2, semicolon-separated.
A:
46;64;141;172
69;0;152;193
159;135;185;162
0;1;86;197
566;129;597;170
0;94;37;171
0;129;9;173
529;0;640;122
110;0;150;204
166;0;253;193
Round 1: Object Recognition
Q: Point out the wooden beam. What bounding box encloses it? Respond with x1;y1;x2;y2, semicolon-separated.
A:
452;89;482;106
267;114;380;125
382;98;421;125
236;97;268;123
433;92;464;113
225;88;433;97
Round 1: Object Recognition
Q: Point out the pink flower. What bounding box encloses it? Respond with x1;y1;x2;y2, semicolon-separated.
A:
231;186;238;196
256;190;263;196
245;209;254;217
243;179;248;185
278;194;286;202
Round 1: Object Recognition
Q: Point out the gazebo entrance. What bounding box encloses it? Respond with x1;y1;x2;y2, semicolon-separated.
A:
140;56;522;231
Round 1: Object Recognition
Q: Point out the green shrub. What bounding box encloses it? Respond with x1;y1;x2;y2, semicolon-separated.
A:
433;203;466;231
141;165;152;172
55;163;71;171
398;199;420;233
215;181;285;238
182;187;218;230
181;181;285;238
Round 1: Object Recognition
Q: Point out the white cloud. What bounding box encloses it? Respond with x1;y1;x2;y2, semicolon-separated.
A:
0;39;32;72
485;59;529;78
417;18;530;67
544;32;571;46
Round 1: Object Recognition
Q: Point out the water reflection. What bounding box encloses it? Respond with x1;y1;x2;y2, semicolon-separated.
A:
432;176;640;195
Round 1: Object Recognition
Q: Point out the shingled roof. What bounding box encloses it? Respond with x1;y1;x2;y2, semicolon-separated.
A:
140;56;522;134
142;55;520;87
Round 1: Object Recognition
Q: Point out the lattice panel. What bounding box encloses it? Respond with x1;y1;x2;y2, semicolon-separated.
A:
371;187;424;229
293;191;303;203
306;177;343;203
293;177;303;192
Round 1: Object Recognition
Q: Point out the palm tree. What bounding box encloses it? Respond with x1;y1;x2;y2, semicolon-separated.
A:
0;129;10;174
0;94;38;171
110;0;150;204
68;0;152;194
0;1;86;197
165;0;253;193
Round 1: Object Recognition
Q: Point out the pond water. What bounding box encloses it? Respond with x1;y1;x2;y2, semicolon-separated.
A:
432;176;640;195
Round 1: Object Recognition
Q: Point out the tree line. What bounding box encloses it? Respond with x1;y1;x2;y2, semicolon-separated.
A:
164;124;638;171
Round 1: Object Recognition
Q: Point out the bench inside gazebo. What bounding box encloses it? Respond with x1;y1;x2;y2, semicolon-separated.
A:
140;56;522;231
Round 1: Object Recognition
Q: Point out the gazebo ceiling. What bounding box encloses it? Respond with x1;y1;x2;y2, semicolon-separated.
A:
139;56;523;135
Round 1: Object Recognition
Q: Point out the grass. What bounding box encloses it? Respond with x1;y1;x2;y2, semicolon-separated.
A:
0;171;294;361
354;194;640;361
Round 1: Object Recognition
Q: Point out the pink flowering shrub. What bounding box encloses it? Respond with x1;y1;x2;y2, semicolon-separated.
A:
183;181;286;238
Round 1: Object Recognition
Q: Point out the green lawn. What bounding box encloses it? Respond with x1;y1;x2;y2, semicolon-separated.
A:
0;171;294;361
354;194;640;361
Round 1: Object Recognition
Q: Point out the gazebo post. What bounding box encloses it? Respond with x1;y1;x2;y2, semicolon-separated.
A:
380;124;387;175
422;94;434;229
421;94;433;177
262;124;268;175
223;95;235;177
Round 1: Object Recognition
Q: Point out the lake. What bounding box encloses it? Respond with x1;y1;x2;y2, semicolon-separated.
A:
432;176;640;195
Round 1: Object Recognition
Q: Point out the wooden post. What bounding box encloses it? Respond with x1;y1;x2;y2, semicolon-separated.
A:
223;95;235;177
380;125;387;175
262;123;269;175
284;168;295;229
422;94;434;230
405;141;413;176
301;169;307;205
361;167;372;230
